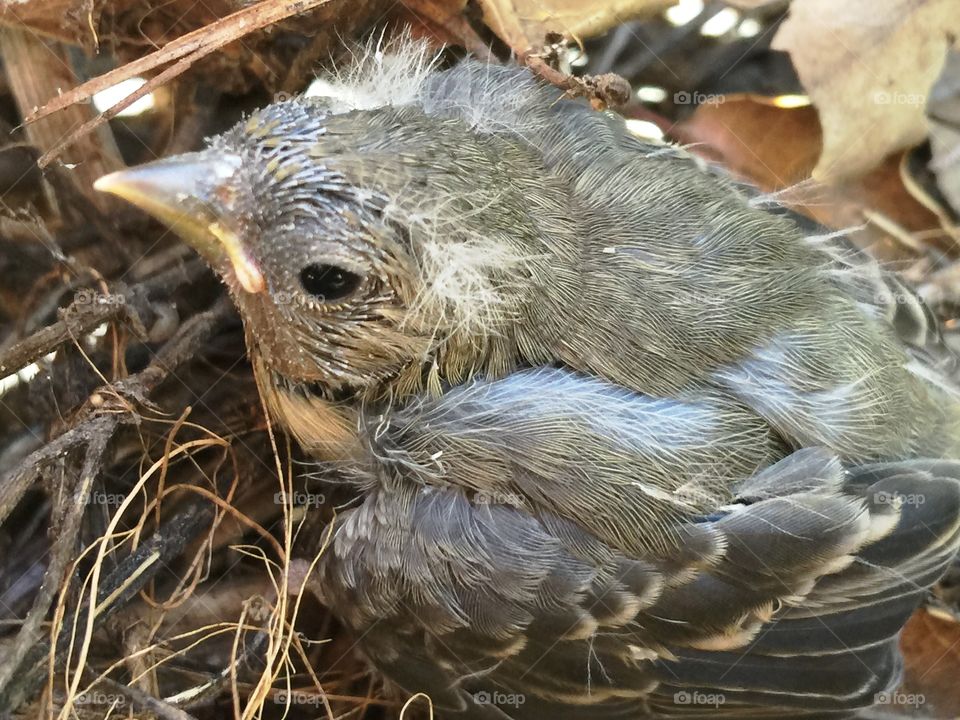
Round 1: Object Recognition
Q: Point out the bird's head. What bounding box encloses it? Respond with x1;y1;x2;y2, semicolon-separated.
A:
95;93;555;421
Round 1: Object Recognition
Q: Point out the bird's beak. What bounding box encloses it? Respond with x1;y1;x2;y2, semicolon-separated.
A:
94;153;266;294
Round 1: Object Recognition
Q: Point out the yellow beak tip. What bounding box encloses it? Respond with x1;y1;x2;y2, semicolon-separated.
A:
92;172;117;193
94;159;266;296
92;170;138;200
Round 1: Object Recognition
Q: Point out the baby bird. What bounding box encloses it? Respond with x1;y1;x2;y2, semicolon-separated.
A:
96;40;960;718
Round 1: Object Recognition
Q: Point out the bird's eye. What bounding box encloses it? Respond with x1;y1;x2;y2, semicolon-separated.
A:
299;263;362;302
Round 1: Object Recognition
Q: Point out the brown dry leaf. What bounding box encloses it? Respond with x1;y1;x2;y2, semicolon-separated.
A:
899;608;960;717
0;0;104;44
671;98;823;190
772;0;960;183
476;0;670;53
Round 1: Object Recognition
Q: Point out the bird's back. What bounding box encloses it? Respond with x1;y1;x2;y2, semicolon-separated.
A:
323;59;960;462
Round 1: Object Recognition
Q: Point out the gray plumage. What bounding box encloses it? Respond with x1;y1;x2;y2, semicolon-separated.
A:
94;39;960;718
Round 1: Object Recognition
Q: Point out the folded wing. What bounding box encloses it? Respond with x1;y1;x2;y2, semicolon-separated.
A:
314;368;960;718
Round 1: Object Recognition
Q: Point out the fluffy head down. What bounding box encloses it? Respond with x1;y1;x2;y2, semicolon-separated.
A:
302;30;439;113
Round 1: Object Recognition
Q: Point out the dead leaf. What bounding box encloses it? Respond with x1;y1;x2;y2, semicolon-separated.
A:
671;98;822;189
772;0;960;183
0;0;107;44
899;608;960;717
476;0;671;53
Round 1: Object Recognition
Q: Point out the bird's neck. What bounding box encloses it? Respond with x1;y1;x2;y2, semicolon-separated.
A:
252;355;361;461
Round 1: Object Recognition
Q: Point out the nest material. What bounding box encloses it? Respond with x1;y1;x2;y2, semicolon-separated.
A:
0;4;407;717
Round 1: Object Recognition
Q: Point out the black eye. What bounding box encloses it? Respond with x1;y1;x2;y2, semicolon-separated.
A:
299;264;362;302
